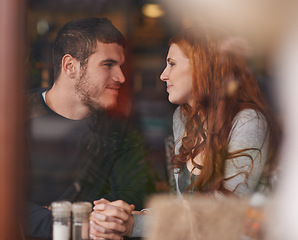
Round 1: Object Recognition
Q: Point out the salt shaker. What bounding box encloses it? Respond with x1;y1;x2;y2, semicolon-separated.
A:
51;201;72;240
72;201;92;240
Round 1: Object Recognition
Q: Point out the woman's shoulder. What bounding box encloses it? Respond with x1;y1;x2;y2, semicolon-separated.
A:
235;108;262;118
233;109;266;126
231;109;268;139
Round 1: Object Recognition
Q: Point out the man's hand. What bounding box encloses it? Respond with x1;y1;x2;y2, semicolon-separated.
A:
89;199;135;240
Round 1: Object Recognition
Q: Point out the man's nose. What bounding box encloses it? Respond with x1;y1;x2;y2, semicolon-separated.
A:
114;68;125;84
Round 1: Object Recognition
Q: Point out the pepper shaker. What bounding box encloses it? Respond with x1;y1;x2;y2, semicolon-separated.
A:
72;201;92;240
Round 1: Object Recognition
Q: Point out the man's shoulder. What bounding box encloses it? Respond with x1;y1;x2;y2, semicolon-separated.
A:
26;88;49;120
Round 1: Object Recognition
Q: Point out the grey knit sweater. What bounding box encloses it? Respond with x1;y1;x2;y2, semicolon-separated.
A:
173;106;270;197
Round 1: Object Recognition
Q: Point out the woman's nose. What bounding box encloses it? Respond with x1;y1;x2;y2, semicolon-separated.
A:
160;68;168;82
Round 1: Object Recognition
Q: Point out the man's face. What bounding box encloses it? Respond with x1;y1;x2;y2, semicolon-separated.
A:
75;42;125;111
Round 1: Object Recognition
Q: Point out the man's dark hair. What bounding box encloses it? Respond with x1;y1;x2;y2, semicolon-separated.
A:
52;17;126;81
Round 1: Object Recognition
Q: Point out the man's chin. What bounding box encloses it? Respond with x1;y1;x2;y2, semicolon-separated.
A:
90;100;117;112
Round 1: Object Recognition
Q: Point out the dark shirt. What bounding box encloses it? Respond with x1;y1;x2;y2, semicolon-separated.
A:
25;89;148;239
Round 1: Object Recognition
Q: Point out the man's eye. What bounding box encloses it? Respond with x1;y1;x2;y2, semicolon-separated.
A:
104;63;113;68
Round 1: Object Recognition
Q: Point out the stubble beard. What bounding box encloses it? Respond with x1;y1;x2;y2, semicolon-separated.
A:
74;72;118;112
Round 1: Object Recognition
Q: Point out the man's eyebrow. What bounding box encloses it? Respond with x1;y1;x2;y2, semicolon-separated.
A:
101;59;118;64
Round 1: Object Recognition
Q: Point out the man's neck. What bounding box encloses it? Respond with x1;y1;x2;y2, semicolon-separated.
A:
45;81;91;120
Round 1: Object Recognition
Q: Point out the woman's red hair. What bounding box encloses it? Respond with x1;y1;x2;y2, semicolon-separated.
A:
170;26;281;193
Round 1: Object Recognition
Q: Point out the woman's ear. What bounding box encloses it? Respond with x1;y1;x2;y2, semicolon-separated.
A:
61;54;80;78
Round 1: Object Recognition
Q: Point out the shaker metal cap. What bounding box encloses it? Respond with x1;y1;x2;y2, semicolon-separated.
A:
72;201;92;217
51;201;72;216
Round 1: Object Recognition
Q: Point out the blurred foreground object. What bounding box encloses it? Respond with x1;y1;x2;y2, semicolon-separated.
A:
146;194;268;240
0;0;26;239
265;10;298;240
163;0;294;58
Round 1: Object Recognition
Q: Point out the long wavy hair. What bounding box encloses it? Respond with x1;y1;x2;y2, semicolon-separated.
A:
171;26;280;193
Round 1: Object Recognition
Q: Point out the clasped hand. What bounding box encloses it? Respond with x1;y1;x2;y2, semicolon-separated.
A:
89;198;135;240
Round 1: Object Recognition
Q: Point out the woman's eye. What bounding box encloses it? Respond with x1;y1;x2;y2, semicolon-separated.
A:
169;62;175;67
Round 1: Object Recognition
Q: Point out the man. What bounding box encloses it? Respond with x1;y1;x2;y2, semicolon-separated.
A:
26;17;148;239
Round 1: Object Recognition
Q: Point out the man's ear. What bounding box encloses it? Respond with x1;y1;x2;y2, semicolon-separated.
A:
61;54;80;78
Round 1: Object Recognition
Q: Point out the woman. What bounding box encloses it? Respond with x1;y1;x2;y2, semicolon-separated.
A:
89;26;281;240
161;26;280;196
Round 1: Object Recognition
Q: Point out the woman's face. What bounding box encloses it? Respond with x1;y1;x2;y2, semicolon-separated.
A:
160;44;193;105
